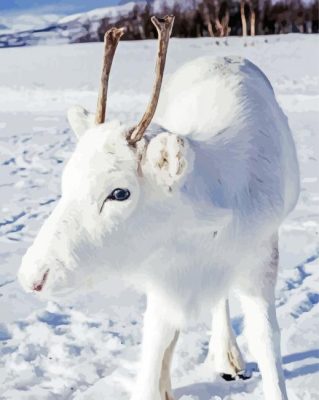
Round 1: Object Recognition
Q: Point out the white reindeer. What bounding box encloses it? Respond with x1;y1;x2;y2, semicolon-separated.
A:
18;16;299;400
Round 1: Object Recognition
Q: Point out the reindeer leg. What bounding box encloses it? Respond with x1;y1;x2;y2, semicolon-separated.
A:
238;235;288;400
208;298;247;380
160;331;179;400
131;295;178;400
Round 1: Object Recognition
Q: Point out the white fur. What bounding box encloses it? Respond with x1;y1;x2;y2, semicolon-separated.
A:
18;56;299;400
208;299;245;376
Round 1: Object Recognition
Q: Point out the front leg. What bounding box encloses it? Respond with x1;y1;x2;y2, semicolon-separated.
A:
208;298;246;380
131;295;179;400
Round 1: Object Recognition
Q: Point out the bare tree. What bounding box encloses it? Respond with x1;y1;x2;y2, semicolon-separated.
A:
241;0;256;36
219;1;231;37
241;0;248;36
250;2;256;36
202;0;215;37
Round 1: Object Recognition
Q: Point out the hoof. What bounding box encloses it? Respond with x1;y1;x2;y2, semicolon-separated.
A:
220;373;236;381
220;371;252;382
238;372;251;380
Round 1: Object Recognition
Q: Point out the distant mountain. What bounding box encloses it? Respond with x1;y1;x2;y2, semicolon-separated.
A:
153;0;199;11
0;2;143;48
0;0;119;14
59;2;143;25
118;0;195;10
0;13;61;36
119;0;146;4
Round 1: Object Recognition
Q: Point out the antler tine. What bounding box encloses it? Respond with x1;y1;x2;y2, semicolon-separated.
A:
127;15;175;145
95;27;125;125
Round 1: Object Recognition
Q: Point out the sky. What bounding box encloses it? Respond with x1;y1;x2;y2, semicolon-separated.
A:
0;0;121;15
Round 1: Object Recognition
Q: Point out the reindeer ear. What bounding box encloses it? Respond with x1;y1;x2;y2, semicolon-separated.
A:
67;105;95;139
144;132;193;193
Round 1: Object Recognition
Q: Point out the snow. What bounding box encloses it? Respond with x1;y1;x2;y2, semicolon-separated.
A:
0;34;319;399
59;2;142;25
0;1;140;35
152;0;199;11
0;13;61;35
0;2;144;48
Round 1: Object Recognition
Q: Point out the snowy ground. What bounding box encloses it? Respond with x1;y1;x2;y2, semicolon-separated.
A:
0;34;318;399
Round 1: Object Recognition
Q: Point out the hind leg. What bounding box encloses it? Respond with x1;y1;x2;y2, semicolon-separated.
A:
207;298;247;380
237;235;288;400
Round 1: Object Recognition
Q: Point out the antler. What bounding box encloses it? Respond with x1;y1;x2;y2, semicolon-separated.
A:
127;15;175;145
95;27;125;125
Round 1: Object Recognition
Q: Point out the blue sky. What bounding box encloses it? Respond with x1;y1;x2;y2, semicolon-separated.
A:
0;0;120;15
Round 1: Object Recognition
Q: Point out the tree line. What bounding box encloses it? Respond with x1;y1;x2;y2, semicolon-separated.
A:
75;0;318;43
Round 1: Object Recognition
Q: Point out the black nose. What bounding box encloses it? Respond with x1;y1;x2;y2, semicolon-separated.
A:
32;270;49;292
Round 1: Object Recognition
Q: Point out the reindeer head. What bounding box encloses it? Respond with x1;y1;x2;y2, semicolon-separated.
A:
18;16;193;296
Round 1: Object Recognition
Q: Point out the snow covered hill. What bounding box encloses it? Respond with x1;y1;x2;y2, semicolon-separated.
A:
0;34;318;399
0;13;61;36
0;2;142;48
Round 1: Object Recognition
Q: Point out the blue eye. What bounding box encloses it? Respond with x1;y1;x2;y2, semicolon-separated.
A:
108;188;131;202
100;188;131;214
